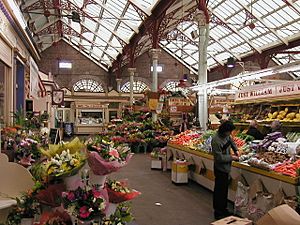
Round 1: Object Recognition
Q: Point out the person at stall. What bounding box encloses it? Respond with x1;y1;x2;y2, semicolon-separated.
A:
270;120;282;133
211;120;239;220
246;120;264;140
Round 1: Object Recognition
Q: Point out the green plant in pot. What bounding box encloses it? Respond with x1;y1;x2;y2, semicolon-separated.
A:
6;191;40;225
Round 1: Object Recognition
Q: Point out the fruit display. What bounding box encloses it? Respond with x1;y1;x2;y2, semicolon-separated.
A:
169;130;201;146
274;159;300;177
232;136;246;148
265;108;300;122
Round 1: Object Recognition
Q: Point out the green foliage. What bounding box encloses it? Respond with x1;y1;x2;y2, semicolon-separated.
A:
6;191;40;225
12;108;26;127
102;203;134;225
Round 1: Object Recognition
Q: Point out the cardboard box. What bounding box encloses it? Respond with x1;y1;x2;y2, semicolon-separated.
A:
211;216;252;225
256;204;300;225
171;161;188;183
151;159;162;169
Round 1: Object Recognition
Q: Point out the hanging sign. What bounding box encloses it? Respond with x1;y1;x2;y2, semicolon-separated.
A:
236;81;300;101
30;57;40;99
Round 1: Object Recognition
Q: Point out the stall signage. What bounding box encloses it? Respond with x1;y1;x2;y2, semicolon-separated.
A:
168;97;190;106
236;82;300;101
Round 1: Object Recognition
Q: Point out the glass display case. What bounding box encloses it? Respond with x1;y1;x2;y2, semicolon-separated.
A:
74;102;107;134
78;110;103;125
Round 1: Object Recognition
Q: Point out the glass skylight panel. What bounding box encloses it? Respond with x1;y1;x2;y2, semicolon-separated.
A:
226;33;244;44
231;43;251;54
110;36;123;49
73;0;83;8
214;5;233;19
82;32;94;42
86;3;102;15
209;42;224;53
207;58;216;67
185;56;196;65
109;0;125;12
92;47;104;57
95;37;107;48
216;52;232;61
83;17;97;31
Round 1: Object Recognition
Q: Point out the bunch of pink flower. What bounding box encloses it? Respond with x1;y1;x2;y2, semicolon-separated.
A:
62;186;108;221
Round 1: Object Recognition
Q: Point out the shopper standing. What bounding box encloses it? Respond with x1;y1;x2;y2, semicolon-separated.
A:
211;120;239;220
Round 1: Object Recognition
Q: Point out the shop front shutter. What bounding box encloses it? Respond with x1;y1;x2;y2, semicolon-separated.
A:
0;37;12;67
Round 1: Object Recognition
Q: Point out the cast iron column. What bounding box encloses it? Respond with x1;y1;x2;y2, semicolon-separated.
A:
149;49;161;122
128;68;136;106
196;11;209;131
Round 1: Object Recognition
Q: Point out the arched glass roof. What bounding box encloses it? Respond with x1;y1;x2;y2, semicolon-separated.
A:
17;0;300;77
18;0;160;70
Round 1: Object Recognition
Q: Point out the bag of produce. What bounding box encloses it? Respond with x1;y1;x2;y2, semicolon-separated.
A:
234;176;250;217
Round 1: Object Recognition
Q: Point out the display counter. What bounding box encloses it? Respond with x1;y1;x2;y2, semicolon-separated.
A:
74;102;107;135
167;143;300;201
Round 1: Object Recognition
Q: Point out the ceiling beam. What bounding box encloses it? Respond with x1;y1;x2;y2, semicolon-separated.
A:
112;0;176;69
128;0;151;16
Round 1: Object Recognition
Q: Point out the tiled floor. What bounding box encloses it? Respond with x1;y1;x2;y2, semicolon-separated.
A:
111;154;215;225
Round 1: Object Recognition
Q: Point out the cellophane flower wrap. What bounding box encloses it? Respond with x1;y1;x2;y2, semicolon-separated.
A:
46;149;86;178
106;180;141;204
62;186;108;221
87;137;133;175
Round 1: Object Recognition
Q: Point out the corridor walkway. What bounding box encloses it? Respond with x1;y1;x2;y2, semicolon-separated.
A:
111;154;215;225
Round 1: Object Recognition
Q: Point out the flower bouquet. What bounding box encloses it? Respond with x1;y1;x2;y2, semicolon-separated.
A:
62;186;108;222
38;210;72;225
41;137;85;158
106;180;141;204
87;137;133;176
16;138;41;167
46;150;86;189
46;150;86;178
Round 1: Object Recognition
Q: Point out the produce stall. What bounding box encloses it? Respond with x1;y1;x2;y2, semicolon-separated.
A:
167;130;300;203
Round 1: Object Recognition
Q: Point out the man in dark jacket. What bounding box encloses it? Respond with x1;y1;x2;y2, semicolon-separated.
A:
246;120;264;140
212;121;239;220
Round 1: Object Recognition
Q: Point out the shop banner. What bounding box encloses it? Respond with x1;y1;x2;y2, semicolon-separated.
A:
30;57;39;99
236;81;300;101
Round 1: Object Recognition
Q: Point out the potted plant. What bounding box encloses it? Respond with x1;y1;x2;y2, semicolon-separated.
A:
6;191;40;225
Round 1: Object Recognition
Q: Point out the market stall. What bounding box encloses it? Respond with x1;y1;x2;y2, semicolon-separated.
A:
167;143;299;201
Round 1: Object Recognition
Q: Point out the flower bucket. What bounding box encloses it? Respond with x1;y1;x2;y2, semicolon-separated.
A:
63;173;83;190
20;218;34;225
106;203;118;217
89;173;107;187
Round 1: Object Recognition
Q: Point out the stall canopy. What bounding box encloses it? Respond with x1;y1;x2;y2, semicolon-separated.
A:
15;0;300;77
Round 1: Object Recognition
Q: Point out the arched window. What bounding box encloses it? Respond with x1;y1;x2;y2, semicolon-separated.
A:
121;81;149;93
162;81;191;95
73;79;105;92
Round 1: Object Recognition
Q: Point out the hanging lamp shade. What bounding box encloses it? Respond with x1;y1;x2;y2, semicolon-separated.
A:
227;57;235;68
